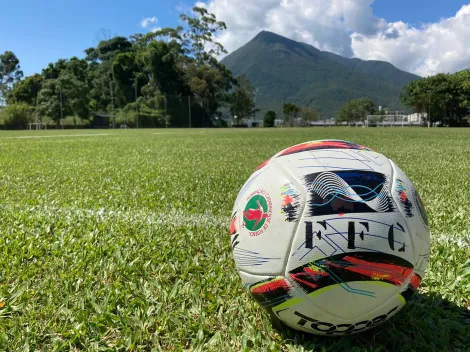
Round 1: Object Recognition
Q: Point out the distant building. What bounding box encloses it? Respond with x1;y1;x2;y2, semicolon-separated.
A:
406;112;427;123
384;110;406;117
231;116;260;127
273;118;307;127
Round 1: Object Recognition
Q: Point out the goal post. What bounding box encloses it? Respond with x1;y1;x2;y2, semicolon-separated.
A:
28;123;47;130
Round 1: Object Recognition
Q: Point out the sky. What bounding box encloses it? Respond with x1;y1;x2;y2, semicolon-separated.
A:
2;0;470;77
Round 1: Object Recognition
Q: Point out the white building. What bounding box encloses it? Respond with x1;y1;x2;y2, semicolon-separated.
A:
406;112;427;123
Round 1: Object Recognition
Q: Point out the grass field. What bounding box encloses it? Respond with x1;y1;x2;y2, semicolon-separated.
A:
0;128;469;351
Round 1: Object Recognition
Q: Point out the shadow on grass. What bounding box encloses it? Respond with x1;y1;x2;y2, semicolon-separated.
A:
272;293;470;352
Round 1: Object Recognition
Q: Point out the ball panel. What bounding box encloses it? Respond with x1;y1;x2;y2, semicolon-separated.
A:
274;147;393;181
389;159;430;235
231;162;306;275
286;212;415;272
389;159;431;278
277;140;373;157
273;283;405;335
282;150;415;272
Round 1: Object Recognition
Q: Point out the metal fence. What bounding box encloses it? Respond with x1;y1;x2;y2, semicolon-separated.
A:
95;95;218;129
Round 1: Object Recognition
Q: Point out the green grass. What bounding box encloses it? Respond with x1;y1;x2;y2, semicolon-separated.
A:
0;128;468;351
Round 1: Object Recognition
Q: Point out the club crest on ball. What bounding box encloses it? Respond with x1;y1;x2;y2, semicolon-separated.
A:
242;189;273;236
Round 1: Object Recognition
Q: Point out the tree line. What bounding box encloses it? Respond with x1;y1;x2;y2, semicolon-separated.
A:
336;71;470;127
0;7;260;129
400;70;470;127
3;8;470;129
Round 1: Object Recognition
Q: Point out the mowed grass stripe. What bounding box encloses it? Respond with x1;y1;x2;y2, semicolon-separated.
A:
1;133;110;139
0;203;230;228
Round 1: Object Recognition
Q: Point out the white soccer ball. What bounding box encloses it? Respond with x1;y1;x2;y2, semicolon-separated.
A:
230;140;430;336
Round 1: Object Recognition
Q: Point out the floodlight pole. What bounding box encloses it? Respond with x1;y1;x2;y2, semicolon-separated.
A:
428;95;431;128
165;95;168;128
135;77;139;129
109;80;115;129
59;80;64;123
188;96;191;128
253;88;259;126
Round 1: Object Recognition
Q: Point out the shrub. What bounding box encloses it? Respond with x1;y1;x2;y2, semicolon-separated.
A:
263;110;276;127
0;103;34;129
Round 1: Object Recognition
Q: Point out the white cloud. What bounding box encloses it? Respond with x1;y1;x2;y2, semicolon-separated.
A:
140;16;158;29
197;0;382;59
196;0;470;76
352;4;470;76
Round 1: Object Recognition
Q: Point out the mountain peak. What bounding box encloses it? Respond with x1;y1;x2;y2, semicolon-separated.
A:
221;31;419;116
252;30;303;47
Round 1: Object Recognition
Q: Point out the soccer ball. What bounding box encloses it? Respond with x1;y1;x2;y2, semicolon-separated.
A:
230;140;430;336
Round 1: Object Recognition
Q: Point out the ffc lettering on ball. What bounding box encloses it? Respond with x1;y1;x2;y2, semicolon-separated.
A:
230;140;430;336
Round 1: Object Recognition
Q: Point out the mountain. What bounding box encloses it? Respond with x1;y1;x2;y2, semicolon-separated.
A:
221;31;420;117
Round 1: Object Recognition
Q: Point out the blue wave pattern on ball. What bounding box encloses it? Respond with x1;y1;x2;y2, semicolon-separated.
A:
304;170;395;216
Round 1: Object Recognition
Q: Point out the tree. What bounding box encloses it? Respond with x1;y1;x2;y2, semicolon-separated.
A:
228;75;257;121
141;27;184;45
339;100;360;124
139;40;189;96
7;74;43;105
85;36;133;62
180;7;227;65
338;99;374;125
264;110;276;127
301;107;319;124
283;103;300;127
356;98;376;116
0;51;24;104
185;61;234;126
112;51;144;107
66;57;89;83
37;79;63;124
85;37;136;112
401;73;468;127
42;59;68;80
179;7;234;123
37;72;89;126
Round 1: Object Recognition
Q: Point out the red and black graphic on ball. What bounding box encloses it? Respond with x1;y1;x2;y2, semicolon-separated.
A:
230;213;238;236
278;140;373;157
249;277;293;309
281;183;301;222
304;170;395;216
289;252;421;302
396;179;414;218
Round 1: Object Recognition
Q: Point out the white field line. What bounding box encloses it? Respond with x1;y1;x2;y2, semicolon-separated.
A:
0;203;230;228
431;232;470;249
151;132;208;136
0;202;468;247
1;133;109;140
151;133;179;136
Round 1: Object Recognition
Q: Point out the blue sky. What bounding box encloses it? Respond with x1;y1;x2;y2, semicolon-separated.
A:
1;0;192;76
1;0;470;76
371;0;469;25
